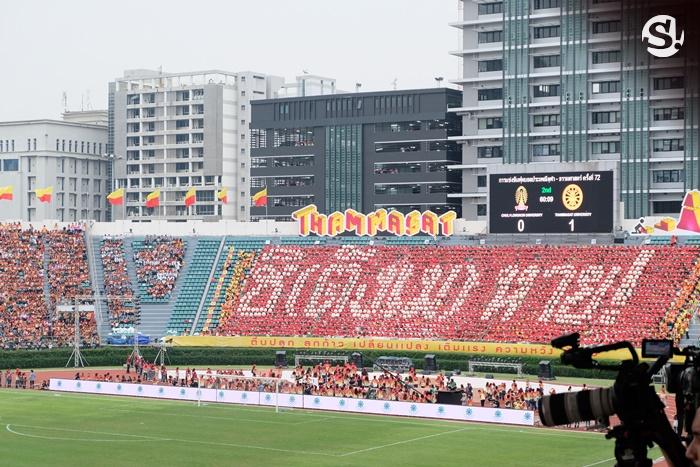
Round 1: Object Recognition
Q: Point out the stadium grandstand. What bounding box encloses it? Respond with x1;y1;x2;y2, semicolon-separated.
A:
1;220;699;349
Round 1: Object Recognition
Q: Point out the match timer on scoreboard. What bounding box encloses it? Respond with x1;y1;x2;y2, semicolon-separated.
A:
489;171;613;234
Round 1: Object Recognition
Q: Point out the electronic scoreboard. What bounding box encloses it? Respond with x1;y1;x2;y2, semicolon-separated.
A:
489;171;613;234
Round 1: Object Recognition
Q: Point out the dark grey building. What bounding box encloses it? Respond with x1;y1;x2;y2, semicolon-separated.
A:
250;88;463;221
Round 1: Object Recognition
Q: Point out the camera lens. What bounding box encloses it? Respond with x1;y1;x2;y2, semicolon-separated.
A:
538;388;616;426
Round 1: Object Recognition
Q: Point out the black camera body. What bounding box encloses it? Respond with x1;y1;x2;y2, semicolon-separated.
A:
538;333;690;467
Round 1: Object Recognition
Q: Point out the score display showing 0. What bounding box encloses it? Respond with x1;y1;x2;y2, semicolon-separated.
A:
489;171;613;234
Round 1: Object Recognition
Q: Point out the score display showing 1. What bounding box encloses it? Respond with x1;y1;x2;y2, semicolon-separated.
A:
489;171;613;234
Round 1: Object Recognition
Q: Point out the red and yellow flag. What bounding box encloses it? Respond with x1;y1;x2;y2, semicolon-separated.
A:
252;188;268;207
184;188;196;207
145;189;160;208
36;186;53;203
217;188;228;204
107;188;125;206
0;186;13;201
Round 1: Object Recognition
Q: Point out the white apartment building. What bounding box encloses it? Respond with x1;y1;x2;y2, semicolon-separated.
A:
0;119;110;222
110;69;285;221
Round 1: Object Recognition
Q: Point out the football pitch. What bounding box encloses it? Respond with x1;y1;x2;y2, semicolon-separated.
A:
0;389;646;467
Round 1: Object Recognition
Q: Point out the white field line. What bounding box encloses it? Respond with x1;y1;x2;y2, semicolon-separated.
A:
5;424;169;442
0;389;606;439
5;423;335;457
581;457;615;467
338;427;470;457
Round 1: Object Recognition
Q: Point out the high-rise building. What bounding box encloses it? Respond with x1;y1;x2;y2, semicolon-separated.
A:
0;118;109;222
450;0;698;220
109;69;285;221
250;88;463;221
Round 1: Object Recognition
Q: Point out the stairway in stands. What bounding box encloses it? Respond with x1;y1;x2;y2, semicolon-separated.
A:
681;314;700;347
165;238;221;335
91;236;113;338
129;237;195;339
41;239;52;313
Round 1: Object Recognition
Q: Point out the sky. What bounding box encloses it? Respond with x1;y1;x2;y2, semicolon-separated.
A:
0;0;461;121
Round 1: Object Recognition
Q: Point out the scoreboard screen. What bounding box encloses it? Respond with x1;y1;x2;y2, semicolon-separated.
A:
489;171;613;234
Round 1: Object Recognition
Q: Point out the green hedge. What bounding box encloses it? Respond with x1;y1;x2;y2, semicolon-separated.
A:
0;346;617;380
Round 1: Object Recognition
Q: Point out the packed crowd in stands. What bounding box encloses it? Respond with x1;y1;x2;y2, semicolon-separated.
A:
0;223;98;349
100;236;139;328
216;245;700;346
45;225;99;346
134;236;185;300
68;360;544;410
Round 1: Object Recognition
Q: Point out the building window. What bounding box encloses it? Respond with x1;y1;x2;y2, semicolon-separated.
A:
375;184;422;195
477;175;487;187
592;80;620;94
653;170;684;183
653;139;684;152
591;141;621;154
533;84;560;97
592;20;621;34
534;0;560;8
272;128;314;147
477;204;487;216
478;117;503;129
532;144;561;157
532;114;560;127
592;50;621;64
478;30;503;43
375;142;421;153
533;25;560;39
2;159;19;171
477;146;502;158
653;108;685;121
653;201;682;214
592;111;620;124
478;88;503;101
533;55;561;68
653;77;684;90
375;121;422;132
478;59;503;72
478;2;503;14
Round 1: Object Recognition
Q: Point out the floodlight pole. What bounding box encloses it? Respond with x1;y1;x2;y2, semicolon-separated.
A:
62;294;138;369
65;297;88;368
154;339;169;367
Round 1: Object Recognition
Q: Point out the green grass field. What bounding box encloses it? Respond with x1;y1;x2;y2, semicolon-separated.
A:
0;389;649;467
